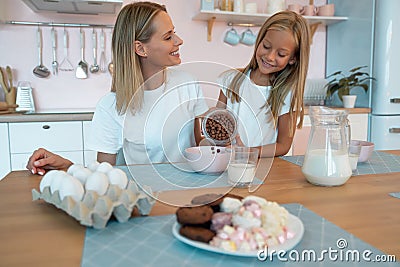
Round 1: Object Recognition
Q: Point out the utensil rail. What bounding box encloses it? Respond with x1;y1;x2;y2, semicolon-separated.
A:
4;20;114;29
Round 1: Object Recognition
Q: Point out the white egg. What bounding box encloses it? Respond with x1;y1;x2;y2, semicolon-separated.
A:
59;175;85;202
67;164;84;175
96;162;114;173
73;167;92;185
85;172;109;195
40;170;62;193
88;161;100;172
107;168;128;189
50;171;69;195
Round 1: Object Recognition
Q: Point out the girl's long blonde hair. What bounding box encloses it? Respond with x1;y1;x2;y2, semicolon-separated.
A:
226;11;310;135
111;2;166;115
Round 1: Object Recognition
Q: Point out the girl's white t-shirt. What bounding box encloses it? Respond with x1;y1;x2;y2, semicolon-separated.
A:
218;69;291;147
87;68;209;164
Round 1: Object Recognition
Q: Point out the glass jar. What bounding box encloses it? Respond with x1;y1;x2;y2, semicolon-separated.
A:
202;108;237;146
219;0;233;11
301;106;352;186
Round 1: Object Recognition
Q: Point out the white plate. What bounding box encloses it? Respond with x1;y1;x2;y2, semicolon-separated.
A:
172;213;304;257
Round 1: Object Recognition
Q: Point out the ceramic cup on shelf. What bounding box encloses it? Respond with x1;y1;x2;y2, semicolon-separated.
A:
317;3;335;16
240;28;257;46
303;5;318;16
223;28;240;45
287;4;304;15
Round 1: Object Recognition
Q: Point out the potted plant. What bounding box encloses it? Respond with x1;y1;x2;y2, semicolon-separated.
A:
325;66;375;108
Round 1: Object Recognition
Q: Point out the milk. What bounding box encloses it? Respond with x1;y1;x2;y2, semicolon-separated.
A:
227;163;256;187
349;154;359;171
301;149;352;186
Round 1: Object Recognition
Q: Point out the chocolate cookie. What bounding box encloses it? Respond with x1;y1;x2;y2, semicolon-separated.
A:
191;193;224;206
176;205;214;225
179;225;216;243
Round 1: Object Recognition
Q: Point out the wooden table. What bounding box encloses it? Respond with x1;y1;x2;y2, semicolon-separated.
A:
0;151;399;266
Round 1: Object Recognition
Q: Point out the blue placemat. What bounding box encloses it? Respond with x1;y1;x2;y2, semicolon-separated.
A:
281;151;400;176
389;192;400;199
116;163;263;192
81;204;398;267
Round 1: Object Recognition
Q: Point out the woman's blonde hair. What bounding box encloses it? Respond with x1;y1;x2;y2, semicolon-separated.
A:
226;11;310;135
111;1;166;115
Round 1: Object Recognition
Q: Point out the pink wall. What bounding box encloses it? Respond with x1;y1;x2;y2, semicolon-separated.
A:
0;0;326;111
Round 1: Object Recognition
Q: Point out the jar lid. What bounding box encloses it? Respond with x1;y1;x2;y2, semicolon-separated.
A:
201;108;238;145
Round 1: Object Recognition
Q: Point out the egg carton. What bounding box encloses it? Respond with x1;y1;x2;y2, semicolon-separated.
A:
32;181;155;229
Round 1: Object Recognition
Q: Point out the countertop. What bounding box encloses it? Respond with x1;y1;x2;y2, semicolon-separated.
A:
0;150;398;266
0;107;371;123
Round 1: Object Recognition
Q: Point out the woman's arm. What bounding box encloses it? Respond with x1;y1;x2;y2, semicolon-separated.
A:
26;148;73;175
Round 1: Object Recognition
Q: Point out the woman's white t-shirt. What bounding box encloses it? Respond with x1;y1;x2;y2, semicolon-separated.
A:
218;69;291;147
87;68;209;164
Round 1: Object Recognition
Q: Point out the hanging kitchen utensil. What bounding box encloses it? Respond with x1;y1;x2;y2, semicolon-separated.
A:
90;29;99;73
59;28;74;72
0;67;10;94
33;27;51;78
51;27;59;75
99;28;107;73
5;66;13;90
76;28;88;79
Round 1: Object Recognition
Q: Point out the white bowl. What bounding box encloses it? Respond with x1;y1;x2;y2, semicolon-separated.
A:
184;146;231;174
351;140;375;162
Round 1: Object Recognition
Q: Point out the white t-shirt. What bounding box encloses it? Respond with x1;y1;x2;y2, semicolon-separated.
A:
218;69;291;147
87;68;209;164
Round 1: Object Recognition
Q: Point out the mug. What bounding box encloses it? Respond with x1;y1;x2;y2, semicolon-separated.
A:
287;4;304;14
224;28;240;45
317;4;335;16
303;5;318;16
240;29;257;46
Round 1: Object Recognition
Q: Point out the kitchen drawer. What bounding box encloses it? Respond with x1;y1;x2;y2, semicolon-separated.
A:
11;151;84;171
371;115;400;150
9;121;83;153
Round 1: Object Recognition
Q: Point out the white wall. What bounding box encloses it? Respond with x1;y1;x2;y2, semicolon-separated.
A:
0;0;327;110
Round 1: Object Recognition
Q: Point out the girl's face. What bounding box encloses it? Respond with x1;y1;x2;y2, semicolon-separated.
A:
255;29;297;75
142;11;183;69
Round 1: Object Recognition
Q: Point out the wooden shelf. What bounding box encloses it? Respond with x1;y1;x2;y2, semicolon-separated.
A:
193;10;348;41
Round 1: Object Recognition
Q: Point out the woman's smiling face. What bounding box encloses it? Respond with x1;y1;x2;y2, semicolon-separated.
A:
255;29;297;75
142;11;183;70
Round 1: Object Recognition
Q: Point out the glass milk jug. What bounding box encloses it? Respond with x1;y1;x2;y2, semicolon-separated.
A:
301;106;352;186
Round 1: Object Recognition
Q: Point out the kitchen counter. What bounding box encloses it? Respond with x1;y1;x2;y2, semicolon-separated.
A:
0;107;370;123
0;109;94;123
304;106;371;115
0;150;398;266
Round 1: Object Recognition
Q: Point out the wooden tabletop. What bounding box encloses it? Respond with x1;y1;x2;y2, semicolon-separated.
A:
0;151;399;267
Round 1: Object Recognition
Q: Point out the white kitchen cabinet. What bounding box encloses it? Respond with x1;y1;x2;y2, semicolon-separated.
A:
289;112;369;156
0;123;11;180
83;120;97;166
8;121;84;170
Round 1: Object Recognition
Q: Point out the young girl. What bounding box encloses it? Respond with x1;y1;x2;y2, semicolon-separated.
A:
216;11;310;157
27;2;208;174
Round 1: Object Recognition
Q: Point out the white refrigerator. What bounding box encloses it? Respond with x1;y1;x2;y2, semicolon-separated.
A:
371;0;400;150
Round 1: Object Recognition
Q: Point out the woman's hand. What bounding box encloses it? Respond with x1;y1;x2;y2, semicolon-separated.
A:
26;148;73;175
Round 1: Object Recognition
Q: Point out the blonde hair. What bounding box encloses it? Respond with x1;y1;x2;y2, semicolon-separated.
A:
111;2;166;115
226;11;310;135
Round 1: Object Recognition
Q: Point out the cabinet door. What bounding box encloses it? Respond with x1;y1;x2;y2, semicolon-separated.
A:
0;123;10;180
348;114;368;141
82;121;97;166
11;151;84;171
9;121;83;153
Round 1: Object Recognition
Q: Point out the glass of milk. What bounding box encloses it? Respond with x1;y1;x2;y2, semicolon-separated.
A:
227;147;259;187
349;141;361;174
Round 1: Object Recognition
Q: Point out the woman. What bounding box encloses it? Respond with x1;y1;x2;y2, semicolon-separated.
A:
27;2;208;175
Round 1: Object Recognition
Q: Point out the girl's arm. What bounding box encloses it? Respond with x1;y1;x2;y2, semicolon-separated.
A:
97;152;117;165
251;113;295;157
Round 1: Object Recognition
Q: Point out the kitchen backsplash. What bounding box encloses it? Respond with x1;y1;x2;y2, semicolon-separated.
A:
0;0;328;110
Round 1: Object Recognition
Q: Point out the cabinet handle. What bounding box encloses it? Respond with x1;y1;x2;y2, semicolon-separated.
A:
390;98;400;104
42;125;50;130
389;128;400;133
